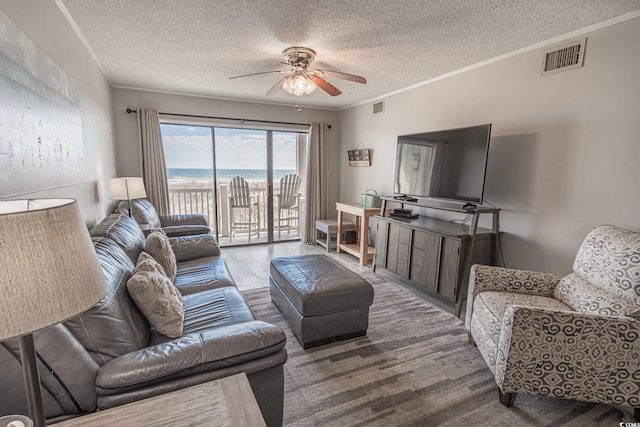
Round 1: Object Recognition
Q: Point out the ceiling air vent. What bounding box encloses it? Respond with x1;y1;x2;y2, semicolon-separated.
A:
373;100;384;114
541;38;586;76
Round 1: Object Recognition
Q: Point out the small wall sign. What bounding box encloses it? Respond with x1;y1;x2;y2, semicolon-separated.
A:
348;147;371;167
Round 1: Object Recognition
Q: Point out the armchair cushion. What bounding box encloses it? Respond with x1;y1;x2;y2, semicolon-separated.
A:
573;225;640;304
553;273;640;319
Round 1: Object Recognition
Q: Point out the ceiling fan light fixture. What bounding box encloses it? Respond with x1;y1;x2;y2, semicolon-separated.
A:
282;74;317;96
232;46;365;98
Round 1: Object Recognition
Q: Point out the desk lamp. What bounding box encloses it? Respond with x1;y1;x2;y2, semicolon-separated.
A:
0;199;109;427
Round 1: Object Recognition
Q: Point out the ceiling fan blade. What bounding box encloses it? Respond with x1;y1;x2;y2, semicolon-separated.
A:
314;69;367;84
229;70;288;80
266;77;287;96
309;75;342;96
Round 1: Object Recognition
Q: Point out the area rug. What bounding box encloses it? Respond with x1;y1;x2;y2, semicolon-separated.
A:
241;265;631;426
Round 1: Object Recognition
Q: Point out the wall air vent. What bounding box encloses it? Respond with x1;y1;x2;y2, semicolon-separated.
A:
373;100;384;114
541;38;586;76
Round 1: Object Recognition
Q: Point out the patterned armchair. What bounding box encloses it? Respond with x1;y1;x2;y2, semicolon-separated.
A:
466;225;640;420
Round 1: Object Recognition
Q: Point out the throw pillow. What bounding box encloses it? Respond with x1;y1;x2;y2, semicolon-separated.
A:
135;251;167;276
127;267;184;338
145;228;177;281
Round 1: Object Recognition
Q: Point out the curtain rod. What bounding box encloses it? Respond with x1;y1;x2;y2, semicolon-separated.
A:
125;108;318;127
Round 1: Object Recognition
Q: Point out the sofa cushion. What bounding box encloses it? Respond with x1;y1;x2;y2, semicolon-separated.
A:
117;198;162;230
171;234;221;261
127;254;184;339
150;286;255;345
89;214;146;264
553;273;640;319
145;228;177;281
162;224;211;237
64;237;150;365
96;320;285;395
173;257;235;295
573;225;640;304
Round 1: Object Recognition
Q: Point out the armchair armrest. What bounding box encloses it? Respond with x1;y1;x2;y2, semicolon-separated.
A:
495;306;640;407
160;213;208;227
169;234;221;261
96;321;286;395
466;264;563;328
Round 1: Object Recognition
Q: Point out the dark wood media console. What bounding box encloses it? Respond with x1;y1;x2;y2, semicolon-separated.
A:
374;197;500;318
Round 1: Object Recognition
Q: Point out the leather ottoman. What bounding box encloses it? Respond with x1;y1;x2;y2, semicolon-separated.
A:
269;254;374;348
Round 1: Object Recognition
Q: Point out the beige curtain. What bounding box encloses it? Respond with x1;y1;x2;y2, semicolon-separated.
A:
302;123;329;243
137;108;170;215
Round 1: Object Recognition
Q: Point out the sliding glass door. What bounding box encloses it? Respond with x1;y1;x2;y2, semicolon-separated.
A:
214;128;268;245
161;124;217;235
160;123;306;246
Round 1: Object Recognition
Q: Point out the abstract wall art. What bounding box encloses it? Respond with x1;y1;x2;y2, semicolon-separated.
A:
0;10;84;197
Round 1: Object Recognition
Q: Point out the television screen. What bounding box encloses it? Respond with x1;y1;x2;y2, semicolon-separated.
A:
394;124;491;203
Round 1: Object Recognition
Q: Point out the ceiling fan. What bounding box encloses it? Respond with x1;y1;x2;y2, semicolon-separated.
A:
229;47;367;97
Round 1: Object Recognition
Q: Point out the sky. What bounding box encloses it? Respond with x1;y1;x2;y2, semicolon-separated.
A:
160;124;299;170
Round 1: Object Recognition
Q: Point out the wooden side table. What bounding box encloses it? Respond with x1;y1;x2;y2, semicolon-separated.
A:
55;373;266;427
336;202;378;266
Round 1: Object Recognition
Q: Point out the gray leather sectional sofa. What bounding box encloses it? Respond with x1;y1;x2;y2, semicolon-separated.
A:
0;214;287;426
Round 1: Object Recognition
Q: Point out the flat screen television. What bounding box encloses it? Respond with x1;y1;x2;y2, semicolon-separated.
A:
393;124;492;204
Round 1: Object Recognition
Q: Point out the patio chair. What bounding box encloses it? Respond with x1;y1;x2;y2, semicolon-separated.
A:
274;173;301;239
227;176;260;242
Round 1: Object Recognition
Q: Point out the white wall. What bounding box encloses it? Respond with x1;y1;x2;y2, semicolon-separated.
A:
0;0;116;225
339;17;640;274
111;89;341;214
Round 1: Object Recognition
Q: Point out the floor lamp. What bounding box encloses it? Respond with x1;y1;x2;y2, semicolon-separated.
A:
108;177;147;217
0;199;109;427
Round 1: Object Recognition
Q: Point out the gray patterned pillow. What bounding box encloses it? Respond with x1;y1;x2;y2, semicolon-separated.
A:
127;254;184;338
145;228;177;281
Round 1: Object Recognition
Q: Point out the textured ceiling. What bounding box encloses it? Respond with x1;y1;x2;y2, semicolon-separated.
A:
59;0;640;110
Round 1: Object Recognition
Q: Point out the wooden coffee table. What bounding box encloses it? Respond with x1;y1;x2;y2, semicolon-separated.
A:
56;373;266;426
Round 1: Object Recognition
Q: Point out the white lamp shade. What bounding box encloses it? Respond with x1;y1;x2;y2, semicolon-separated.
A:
108;177;147;200
0;199;110;340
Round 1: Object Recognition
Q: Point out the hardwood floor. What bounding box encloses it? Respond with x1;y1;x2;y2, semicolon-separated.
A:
220;241;454;314
221;241;363;291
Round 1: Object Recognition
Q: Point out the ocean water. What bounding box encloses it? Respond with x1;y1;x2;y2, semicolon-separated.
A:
167;168;296;182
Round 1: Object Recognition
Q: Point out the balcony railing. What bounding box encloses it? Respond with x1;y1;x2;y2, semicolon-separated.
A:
168;185;303;239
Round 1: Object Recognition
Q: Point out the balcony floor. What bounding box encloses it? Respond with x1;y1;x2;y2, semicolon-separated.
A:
217;228;301;247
